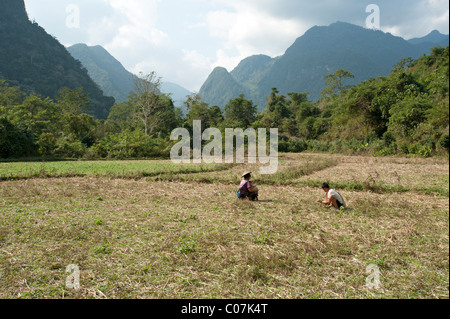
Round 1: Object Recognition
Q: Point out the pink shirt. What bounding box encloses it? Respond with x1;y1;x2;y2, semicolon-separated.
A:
239;180;252;195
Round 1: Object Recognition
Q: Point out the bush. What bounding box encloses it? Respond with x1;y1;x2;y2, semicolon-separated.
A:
307;140;331;152
372;140;397;157
278;140;290;153
365;131;378;144
439;134;449;152
0;117;36;158
54;135;87;158
399;143;410;155
289;139;308;153
343;138;365;153
418;146;433;158
382;131;396;147
37;133;57;156
89;130;171;159
408;142;432;158
278;138;308;153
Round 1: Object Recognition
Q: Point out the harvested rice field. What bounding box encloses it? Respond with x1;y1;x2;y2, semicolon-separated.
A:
0;154;448;299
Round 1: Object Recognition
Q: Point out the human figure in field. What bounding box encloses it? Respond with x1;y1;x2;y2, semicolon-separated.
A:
237;172;259;201
317;183;346;209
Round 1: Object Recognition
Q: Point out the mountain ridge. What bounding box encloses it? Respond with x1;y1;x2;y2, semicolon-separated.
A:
408;29;449;45
67;43;138;103
199;22;449;111
0;0;115;119
67;43;193;110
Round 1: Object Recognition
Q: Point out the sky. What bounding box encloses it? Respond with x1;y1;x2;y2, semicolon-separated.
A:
24;0;449;92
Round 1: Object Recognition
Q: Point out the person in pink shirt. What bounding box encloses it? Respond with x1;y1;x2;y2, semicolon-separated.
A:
237;172;259;201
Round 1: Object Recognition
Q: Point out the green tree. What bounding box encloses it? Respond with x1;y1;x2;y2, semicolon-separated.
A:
9;94;59;136
208;105;224;127
257;88;291;130
56;87;90;115
392;57;414;71
130;71;163;135
0;117;35;158
106;101;136;133
0;80;24;108
223;94;256;129
388;96;433;139
60;113;98;147
287;92;310;115
184;94;212;131
153;95;179;137
321;69;355;99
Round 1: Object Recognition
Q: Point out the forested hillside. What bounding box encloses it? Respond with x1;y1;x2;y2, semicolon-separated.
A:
199;22;449;111
267;46;449;157
67;44;137;104
1;46;447;160
0;0;115;119
67;44;192;111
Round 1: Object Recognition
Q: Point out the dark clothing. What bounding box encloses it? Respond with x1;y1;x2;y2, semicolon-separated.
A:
239;191;258;201
238;180;251;196
237;180;258;201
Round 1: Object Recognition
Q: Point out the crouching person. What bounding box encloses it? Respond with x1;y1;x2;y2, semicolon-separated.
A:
318;183;346;209
237;172;259;201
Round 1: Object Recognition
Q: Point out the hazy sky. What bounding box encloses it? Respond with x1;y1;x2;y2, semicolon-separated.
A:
24;0;449;92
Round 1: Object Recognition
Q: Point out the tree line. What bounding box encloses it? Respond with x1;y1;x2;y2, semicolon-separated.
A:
1;46;448;160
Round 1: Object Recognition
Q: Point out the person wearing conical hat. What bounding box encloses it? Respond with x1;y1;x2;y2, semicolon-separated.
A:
237;172;259;201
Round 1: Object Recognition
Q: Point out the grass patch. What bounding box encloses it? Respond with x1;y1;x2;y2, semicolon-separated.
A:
301;179;448;197
0;160;234;181
0;153;448;299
